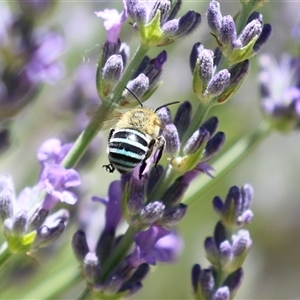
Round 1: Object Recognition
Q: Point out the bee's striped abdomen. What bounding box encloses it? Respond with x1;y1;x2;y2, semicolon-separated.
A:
108;128;149;173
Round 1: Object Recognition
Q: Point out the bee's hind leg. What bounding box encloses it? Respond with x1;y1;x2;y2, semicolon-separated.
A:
103;163;115;173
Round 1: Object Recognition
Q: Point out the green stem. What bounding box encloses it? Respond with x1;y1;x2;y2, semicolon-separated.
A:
183;121;272;206
235;3;254;34
100;226;139;282
0;242;14;270
78;287;91;300
62;44;149;169
148;165;178;202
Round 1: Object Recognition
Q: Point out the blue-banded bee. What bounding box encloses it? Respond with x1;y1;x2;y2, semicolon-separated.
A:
103;89;179;179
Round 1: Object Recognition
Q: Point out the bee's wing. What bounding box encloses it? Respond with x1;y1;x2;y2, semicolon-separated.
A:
86;106;122;130
101;111;122;130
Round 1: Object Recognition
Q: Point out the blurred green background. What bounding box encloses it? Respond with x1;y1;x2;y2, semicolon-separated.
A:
1;1;300;299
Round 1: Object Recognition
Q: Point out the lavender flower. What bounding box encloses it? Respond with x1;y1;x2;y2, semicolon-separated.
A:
0;139;80;253
157;102;225;176
192;184;253;300
207;0;271;63
259;54;300;132
126;0;201;47
0;12;64;122
127;225;182;267
95;7;127;44
190;43;231;103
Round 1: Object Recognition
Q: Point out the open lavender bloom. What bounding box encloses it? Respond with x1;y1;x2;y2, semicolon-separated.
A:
191;184;253;300
72;170;184;298
0;139;80;253
259;54;300;132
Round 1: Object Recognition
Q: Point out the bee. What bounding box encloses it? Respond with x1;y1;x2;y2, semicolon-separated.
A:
103;89;179;179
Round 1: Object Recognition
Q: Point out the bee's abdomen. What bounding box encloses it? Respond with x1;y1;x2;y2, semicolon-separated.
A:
108;128;149;173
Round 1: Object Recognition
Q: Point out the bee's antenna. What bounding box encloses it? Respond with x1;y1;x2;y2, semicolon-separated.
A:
125;87;143;107
155;101;180;112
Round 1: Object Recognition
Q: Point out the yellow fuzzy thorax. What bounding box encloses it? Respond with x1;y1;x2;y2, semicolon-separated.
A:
116;107;162;138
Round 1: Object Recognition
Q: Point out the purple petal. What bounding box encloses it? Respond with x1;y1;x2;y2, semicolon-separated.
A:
95;8;127;43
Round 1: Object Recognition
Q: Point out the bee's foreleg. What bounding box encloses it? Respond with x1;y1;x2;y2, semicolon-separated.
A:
154;136;165;170
139;139;156;180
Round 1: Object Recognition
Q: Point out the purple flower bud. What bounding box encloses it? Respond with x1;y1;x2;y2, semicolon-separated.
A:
213;196;224;214
191;264;201;293
202;132;225;161
214;221;227;248
122;74;149;104
223;268;243;297
254;24;272;52
127;1;147;24
34;219;66;249
102;54;123;85
127;263;150;284
72;230;90;263
147;165;164;194
150;0;171;25
219;240;233;267
174;101;192;140
213;286;230;300
232;230;252;257
190;42;202;73
127;175;146;216
183;128;209;155
204;237;219;266
161;175;189;206
220;15;237;46
247;11;263;25
164;124;180;156
215;185;254;228
207;0;222;33
119;282;143;296
0;175;15;221
162;10;201;41
140;201;165;224
198;49;214;84
28;208;49;230
200;269;214;299
237;19;262;47
201;117;219;137
12;210;28;235
159;203;187;226
156;107;171;126
83;252;100;284
101;40;121;71
119;43;130;68
207;70;231;97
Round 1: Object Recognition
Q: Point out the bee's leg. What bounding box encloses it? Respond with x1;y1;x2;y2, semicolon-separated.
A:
103;129;115;173
139;139;156;180
102;162;115;173
154;136;165;171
